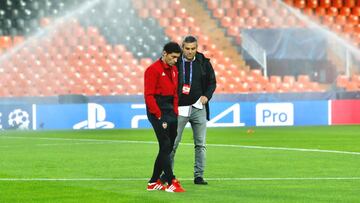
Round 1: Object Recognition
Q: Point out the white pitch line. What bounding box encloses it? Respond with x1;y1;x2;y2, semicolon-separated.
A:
1;136;360;155
0;177;359;181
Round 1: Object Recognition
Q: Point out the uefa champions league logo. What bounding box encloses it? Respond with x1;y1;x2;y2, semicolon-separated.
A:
8;109;31;130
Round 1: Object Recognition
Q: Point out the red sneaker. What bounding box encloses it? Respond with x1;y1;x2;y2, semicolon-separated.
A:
147;179;165;191
165;179;185;193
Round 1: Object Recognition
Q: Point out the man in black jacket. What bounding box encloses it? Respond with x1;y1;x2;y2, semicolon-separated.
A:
171;35;217;185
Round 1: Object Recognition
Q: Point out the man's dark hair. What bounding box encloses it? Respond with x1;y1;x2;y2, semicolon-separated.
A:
183;35;198;44
163;42;181;54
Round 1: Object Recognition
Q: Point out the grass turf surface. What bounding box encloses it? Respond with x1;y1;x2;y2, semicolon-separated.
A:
0;125;359;202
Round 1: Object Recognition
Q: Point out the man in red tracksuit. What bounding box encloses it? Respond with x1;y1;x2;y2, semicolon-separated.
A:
144;42;185;193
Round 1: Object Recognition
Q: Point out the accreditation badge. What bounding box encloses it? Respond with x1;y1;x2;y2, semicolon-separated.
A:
182;84;191;95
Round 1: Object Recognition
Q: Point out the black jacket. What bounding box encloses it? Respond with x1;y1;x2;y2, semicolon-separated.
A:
177;52;217;120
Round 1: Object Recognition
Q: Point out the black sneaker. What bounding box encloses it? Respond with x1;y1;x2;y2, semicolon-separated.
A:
194;177;208;185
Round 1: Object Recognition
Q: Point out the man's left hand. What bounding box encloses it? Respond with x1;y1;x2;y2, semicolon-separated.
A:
200;96;208;104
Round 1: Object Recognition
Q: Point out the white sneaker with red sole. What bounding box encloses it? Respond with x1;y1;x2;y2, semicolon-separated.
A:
147;179;165;191
165;179;185;193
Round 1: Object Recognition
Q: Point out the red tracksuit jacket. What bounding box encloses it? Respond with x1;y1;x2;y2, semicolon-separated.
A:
144;59;179;119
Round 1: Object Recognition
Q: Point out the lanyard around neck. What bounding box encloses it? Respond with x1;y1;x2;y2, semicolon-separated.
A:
182;58;193;86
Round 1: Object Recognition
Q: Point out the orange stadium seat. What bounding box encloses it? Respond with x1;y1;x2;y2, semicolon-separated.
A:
352;6;360;15
0;36;12;49
334;15;347;25
163;9;175;18
221;16;232;27
307;0;318;8
327;7;339;16
345;0;356;7
283;75;295;86
283;0;294;6
226;8;238;18
339;7;352;16
258;16;271;28
250;83;263;93
175;8;187;18
345;81;359;91
302;7;314;16
297;74;311;84
351;74;360;83
343;24;354;33
332;0;343;8
347;15;359;24
245;0;256;10
294;0;306;8
238;8;250;18
265;83;277;93
207;0;218;10
319;0;332;8
315;7;327;16
293;82;305;92
233;0;244;9
322;16;334;26
251;8;264;18
270;75;282;88
220;0;232;9
278;83;292;92
245;16;258;28
213;8;225;18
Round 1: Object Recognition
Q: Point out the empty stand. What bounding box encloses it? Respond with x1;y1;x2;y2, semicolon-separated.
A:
2;0;359;97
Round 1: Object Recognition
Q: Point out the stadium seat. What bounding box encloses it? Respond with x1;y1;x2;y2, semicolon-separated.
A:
347;15;359;24
351;74;360;83
233;0;244;9
283;75;295;86
270;75;282;87
0;36;12;49
343;24;354;33
315;7;327;16
238;8;250;18
278;83;291;92
345;0;356;7
332;0;343;8
307;0;318;8
251;8;264;18
297;74;311;84
226;8;238;18
322;16;334;26
352;7;360;15
319;0;332;8
258;16;271;28
327;7;339;16
302;7;314;16
339;7;352;16
213;8;225;18
335;15;347;25
265;83;277;92
291;82;302;92
250;83;263;92
206;0;218;10
221;16;232;27
294;0;306;8
245;0;256;10
345;81;359;91
175;8;187;18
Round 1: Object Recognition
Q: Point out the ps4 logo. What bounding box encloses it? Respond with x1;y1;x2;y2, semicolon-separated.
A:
73;103;114;129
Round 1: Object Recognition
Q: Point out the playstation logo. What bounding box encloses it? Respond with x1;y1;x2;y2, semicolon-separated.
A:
73;103;114;129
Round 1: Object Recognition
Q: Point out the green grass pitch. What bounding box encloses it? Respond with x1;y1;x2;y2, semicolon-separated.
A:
0;125;359;202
